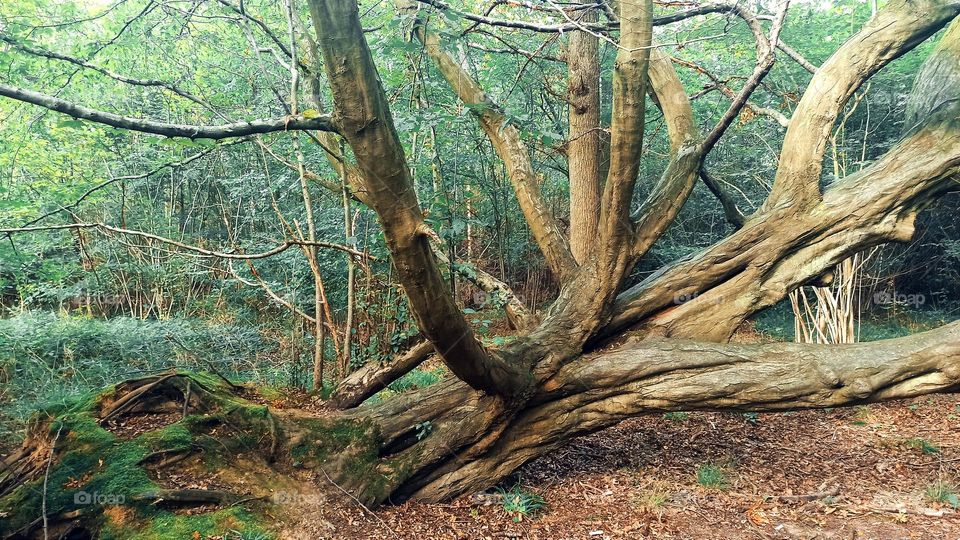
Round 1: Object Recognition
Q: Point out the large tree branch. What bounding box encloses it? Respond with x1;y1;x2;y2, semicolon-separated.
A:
413;11;577;282
307;0;526;395
605;95;960;343
526;0;655;352
407;320;960;500
904;20;960;133
763;0;960;212
630;49;701;259
596;0;652;266
0;83;339;139
329;341;435;409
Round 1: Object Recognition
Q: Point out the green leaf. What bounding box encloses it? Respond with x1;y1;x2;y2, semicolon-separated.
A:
57;119;85;129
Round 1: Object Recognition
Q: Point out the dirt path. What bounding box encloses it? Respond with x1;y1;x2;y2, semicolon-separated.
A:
306;394;960;539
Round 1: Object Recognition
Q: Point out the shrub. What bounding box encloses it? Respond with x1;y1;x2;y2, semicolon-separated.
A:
925;482;959;508
696;464;728;489
0;312;271;440
497;483;547;522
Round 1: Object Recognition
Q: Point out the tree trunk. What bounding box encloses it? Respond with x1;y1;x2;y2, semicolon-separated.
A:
567;1;602;263
1;2;959;538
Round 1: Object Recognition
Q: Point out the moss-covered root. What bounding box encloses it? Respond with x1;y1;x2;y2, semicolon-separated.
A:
0;372;288;539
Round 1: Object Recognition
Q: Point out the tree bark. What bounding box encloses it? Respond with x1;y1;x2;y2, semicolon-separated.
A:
567;1;603;264
764;0;960;212
307;0;527;396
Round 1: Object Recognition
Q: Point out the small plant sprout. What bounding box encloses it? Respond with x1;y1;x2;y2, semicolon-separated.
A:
663;411;690;421
496;483;547;522
925;482;959;508
414;421;433;441
696;464;728;489
904;437;940;455
637;481;672;511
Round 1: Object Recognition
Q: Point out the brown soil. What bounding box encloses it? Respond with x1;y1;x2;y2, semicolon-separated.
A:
288;394;960;539
104;410;182;440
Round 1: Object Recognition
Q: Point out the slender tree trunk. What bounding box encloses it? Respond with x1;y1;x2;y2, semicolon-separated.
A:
567;0;602;263
340;168;356;379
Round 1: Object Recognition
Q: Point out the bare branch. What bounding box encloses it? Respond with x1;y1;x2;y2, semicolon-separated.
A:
414;0;607;33
0;222;371;260
214;0;313;74
228;261;318;324
413;12;577;281
700;169;746;228
0;83;339;139
699;1;789;155
673;56;789;127
776;40;818;73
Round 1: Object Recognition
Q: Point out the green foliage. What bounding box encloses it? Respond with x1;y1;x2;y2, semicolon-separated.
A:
663;411;690;422
903;437;940;455
496;483;547;522
925;482;959;508
695;464;728;489
387;367;445;393
0;312;271;439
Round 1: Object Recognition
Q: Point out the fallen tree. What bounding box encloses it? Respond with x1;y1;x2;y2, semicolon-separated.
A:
1;0;959;537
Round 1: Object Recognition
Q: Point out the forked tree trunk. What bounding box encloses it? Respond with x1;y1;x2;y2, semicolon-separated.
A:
304;0;960;504
1;2;959;537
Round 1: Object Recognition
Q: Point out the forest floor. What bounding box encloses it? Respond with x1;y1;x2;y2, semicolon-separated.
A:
282;394;960;540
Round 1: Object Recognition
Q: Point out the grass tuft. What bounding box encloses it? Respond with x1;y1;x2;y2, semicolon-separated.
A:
925;482;959;508
497;483;547;522
695;464;728;489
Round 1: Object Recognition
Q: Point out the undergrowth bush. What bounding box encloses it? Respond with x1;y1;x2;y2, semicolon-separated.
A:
0;311;275;441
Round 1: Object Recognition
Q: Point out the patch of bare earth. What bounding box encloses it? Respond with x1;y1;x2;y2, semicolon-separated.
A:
295;395;960;539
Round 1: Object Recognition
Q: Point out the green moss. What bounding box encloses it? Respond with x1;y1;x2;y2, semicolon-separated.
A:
290;417;379;467
0;373;286;537
255;385;284;402
99;507;274;540
140;422;194;451
0;415;156;536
